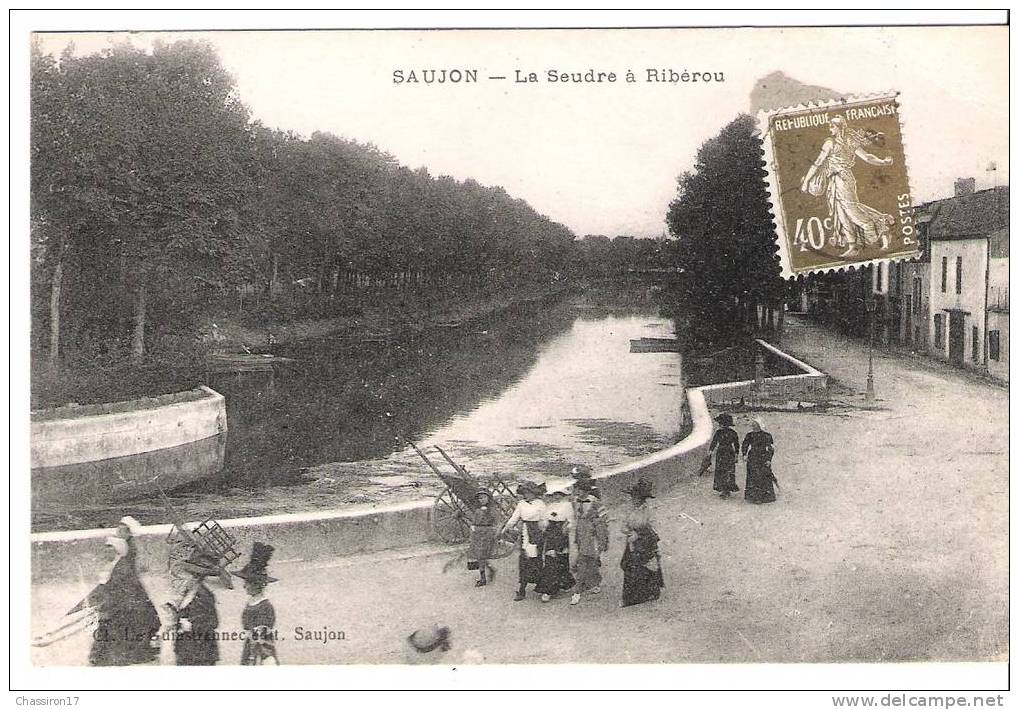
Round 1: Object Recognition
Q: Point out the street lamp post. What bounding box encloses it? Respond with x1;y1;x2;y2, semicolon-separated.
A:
865;297;876;402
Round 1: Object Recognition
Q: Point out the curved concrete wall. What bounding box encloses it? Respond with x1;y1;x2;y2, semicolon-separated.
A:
30;341;826;584
32;386;226;467
31;386;227;509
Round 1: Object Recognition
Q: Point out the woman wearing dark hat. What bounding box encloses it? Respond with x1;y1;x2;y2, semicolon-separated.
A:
619;478;665;607
709;413;740;498
467;490;499;587
165;549;231;666
742;417;778;504
234;542;279;665
535;488;576;602
499;481;548;601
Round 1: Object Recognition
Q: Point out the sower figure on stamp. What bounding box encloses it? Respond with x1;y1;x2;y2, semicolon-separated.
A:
709;413;740;498
467;489;499;587
499;480;547;601
233;542;279;665
800;115;895;257
742;417;778;504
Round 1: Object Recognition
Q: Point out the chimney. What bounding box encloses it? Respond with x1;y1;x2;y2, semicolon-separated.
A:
954;177;976;196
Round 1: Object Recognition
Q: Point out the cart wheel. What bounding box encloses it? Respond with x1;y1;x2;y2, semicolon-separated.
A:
431;490;469;544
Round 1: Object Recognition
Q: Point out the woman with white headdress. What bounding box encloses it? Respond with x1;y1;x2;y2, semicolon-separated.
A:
800;115;895;257
32;516;161;666
741;418;777;504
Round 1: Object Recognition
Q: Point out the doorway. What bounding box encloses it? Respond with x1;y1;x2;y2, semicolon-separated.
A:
948;311;965;365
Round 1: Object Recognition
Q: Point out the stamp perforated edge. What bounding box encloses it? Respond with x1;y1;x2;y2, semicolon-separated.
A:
755;90;921;281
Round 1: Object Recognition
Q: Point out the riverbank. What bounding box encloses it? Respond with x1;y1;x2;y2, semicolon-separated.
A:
32;281;681;532
212;279;580;351
30;280;579;410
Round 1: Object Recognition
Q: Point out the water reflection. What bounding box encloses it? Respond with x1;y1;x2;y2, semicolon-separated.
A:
210;298;579;488
34;286;686;530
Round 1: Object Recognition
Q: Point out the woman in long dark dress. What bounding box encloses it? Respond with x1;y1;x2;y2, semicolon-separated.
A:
619;478;665;607
709;413;740;497
32;517;160;664
88;532;162;666
742;417;777;504
535;490;576;602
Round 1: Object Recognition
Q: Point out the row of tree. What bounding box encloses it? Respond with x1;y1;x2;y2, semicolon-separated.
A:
31;40;582;369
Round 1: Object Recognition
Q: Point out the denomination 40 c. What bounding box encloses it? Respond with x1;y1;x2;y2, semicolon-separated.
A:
792;193;916;252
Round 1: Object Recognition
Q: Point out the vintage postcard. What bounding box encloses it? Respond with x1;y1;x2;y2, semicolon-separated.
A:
11;11;1010;699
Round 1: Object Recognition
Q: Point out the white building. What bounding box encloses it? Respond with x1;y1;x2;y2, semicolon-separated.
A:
879;184;1008;379
924;186;1008;375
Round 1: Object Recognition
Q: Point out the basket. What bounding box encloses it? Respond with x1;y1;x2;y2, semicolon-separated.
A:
166;519;240;569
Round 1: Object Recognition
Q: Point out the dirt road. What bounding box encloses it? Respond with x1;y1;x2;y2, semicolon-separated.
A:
31;316;1008;665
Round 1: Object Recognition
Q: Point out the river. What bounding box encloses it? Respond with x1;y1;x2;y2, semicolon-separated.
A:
34;286;686;531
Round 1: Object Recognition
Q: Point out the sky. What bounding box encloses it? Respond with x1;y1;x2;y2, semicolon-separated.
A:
35;25;1008;238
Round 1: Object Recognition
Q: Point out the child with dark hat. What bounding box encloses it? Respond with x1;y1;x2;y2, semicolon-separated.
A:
467;490;499;587
234;542;279;665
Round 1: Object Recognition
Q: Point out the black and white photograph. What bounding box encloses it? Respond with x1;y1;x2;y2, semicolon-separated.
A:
10;9;1011;702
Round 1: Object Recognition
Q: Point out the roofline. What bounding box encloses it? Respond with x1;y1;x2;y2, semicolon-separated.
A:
929;233;999;242
916;184;1009;210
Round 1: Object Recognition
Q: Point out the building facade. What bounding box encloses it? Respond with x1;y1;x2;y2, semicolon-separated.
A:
880;184;1008;379
986;226;1009;381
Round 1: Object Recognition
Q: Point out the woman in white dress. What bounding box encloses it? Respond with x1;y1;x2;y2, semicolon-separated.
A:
499;481;548;601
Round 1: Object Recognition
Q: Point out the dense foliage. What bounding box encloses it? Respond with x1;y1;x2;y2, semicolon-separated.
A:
660;114;786;346
30;40;579;369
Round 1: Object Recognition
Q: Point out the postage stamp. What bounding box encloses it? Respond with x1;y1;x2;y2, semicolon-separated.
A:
758;93;919;278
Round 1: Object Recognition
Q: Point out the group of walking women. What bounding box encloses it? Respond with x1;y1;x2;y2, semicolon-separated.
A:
489;475;665;609
708;414;778;504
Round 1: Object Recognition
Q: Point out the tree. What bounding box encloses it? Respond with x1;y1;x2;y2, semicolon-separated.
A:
662;114;784;344
31;40;262;363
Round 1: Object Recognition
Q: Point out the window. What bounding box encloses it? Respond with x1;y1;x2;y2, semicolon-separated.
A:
894;263;902;296
956;257;963;295
912;277;922;315
934;314;944;348
941;257;948;292
972;326;979;362
989;331;1001;361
